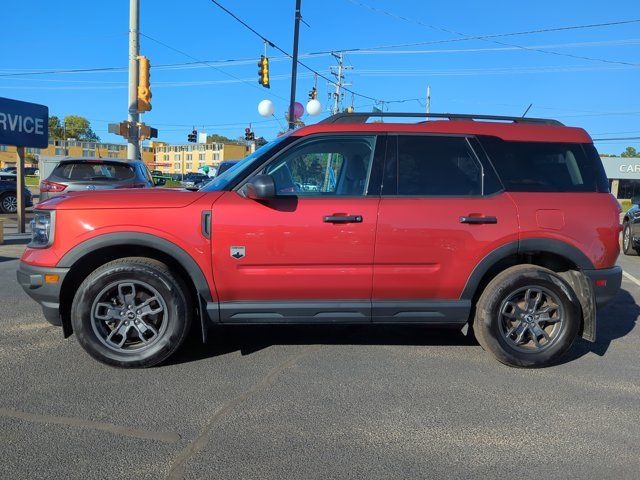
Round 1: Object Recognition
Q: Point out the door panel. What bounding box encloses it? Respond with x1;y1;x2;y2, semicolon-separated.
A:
211;192;379;301
372;134;519;304
211;134;382;306
373;194;519;299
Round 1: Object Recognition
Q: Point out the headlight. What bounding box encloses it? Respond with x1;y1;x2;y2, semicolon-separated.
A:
29;210;55;248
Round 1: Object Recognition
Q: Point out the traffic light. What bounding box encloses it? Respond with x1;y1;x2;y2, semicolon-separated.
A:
244;127;255;141
188;129;197;143
308;87;317;100
137;56;152;112
258;55;270;88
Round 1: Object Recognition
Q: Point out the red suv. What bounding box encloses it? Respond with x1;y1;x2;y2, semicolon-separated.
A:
17;113;622;368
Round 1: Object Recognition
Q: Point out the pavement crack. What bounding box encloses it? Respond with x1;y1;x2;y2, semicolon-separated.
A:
166;346;318;480
0;407;181;443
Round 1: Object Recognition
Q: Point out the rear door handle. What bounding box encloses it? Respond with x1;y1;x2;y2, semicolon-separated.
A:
324;215;363;223
460;216;498;224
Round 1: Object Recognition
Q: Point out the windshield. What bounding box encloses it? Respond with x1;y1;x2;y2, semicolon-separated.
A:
200;134;292;191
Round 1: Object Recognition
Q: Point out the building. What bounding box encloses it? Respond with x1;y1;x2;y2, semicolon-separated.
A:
601;156;640;199
150;141;246;175
0;140;154;169
0;139;246;176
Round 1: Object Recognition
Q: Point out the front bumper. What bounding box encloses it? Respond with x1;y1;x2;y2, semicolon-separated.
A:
584;266;622;309
17;262;69;326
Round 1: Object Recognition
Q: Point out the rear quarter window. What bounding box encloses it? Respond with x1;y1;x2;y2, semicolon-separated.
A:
52;162;136;182
479;136;609;193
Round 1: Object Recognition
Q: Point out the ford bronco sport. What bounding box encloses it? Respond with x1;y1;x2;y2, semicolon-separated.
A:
17;112;622;368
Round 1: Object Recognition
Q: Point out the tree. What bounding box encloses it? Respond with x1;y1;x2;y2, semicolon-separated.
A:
621;147;638;158
63;115;99;142
48;116;64;140
206;133;243;145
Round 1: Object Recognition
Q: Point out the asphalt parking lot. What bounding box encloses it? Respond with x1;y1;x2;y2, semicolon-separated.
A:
1;233;639;480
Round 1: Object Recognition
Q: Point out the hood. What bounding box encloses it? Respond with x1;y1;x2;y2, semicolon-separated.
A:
37;188;218;210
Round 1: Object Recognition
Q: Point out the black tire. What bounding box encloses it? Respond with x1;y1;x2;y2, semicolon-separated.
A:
71;257;192;368
622;223;636;256
474;265;580;368
0;192;17;214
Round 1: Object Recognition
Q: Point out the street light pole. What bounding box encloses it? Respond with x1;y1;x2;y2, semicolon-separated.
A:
288;0;302;130
127;0;141;160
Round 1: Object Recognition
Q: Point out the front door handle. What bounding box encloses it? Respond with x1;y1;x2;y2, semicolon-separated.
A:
324;215;363;223
460;215;498;224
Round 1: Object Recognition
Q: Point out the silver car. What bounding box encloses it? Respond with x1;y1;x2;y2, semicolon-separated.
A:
40;158;164;201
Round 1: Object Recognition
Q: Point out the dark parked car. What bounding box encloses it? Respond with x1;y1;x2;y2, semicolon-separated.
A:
1;166;39;175
215;160;239;177
180;173;209;187
0;178;33;213
39;158;165;202
622;196;640;255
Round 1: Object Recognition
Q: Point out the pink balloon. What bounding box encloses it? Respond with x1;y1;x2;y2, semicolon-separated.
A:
294;102;304;119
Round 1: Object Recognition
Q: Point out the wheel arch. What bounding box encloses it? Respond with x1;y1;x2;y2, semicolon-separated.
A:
57;232;216;341
461;238;596;341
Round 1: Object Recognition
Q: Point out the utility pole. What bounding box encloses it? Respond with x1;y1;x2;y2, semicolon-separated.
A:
288;0;302;130
127;0;140;160
426;85;431;115
330;53;352;114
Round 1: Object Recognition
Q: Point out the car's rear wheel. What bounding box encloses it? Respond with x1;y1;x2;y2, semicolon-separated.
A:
0;192;17;213
71;257;191;368
622;223;637;255
474;265;580;368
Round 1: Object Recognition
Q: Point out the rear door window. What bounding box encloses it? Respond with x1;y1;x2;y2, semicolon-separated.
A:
479;137;609;192
52;162;136;182
385;135;483;196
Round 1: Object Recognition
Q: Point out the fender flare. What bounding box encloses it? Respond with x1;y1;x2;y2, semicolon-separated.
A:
58;232;216;340
461;238;595;300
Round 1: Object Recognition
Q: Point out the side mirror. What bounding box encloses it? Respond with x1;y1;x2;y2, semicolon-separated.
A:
245;174;276;200
154;177;166;186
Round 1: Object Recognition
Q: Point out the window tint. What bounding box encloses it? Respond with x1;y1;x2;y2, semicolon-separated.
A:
480;137;609;193
52;161;135;181
264;136;376;196
393;135;482;196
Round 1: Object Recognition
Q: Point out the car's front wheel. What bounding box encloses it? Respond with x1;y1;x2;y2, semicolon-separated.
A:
622;223;636;255
474;265;580;368
71;257;192;368
0;192;17;213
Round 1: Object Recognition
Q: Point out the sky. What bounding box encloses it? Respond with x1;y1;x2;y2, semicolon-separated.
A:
1;0;639;154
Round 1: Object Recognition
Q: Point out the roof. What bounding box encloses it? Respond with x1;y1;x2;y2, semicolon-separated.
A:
292;113;592;143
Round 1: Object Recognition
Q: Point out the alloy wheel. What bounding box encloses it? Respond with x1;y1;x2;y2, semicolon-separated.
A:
498;286;565;353
2;194;17;213
90;280;168;353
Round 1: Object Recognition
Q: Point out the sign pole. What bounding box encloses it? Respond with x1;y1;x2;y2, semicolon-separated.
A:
16;146;26;233
127;0;141;160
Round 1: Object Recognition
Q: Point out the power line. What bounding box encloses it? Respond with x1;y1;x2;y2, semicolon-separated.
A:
139;32;288;102
209;0;389;104
343;0;640;67
593;137;640;141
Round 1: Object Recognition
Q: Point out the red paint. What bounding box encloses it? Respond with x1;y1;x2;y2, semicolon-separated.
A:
210;191;379;300
292;120;593;144
373;193;519;299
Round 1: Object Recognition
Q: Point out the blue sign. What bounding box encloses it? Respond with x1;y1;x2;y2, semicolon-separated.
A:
0;97;49;148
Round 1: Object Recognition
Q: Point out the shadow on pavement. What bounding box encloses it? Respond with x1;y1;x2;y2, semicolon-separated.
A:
561;288;639;364
169;324;475;366
170;289;639;367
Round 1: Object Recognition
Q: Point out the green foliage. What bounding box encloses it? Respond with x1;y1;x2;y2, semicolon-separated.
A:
621;147;638;158
47;115;99;142
63;115;100;142
206;133;241;145
48;116;64;140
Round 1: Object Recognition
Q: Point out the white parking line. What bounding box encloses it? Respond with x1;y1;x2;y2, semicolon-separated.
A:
622;270;640;288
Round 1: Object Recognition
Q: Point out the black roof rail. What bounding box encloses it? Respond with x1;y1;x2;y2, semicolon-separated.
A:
319;112;564;126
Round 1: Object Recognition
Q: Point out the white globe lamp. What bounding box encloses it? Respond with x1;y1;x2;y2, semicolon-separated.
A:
306;99;322;116
258;99;275;117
